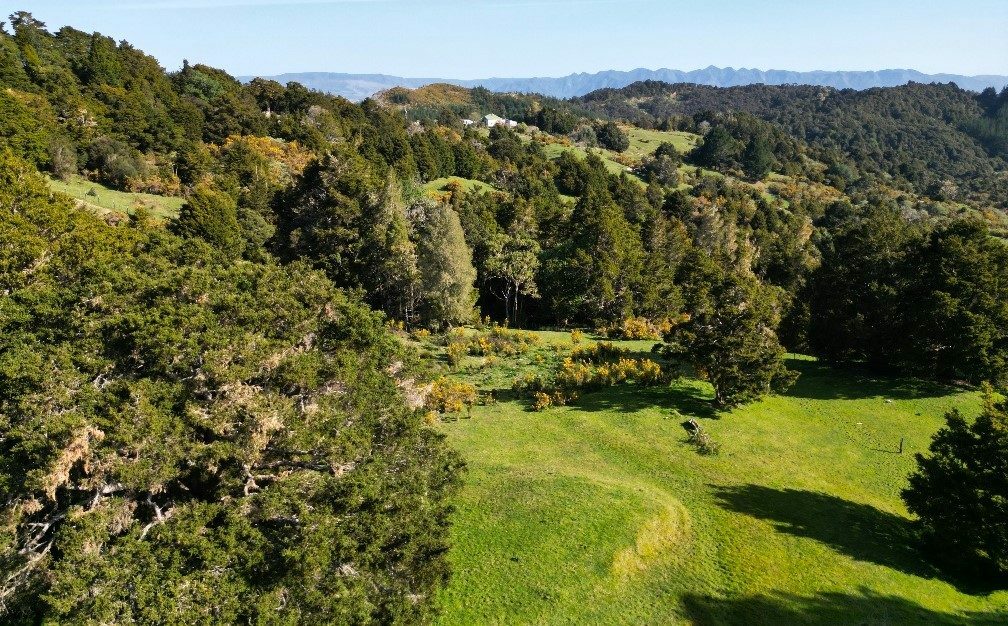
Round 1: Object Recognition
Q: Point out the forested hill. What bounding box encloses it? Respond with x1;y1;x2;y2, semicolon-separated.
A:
4;9;1008;622
248;67;1008;102
575;80;1008;209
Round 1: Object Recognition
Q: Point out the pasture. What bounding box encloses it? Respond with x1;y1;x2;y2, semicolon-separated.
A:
47;175;184;221
431;331;1008;624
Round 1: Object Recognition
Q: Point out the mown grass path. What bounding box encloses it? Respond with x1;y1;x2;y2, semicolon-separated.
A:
434;333;1008;624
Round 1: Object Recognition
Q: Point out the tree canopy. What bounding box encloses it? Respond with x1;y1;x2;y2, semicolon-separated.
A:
0;152;463;623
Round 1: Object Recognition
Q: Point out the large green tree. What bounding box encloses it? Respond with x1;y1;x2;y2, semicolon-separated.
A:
741;132;774;180
806;201;918;369
0;154;463;623
595;120;630;153
902;387;1008;578
666;251;797;408
902;220;1008;386
485;203;540;326
543;189;644;324
414;200;477;327
691;125;740;170
361;175;422;323
172;182;242;258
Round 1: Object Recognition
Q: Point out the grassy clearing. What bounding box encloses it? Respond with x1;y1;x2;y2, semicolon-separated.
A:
539;143;634;177
431;330;1008;624
47;175;184;221
422;176;497;196
623;126;700;161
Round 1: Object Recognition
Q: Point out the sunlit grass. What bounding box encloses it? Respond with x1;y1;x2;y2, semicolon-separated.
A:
47;175;184;221
434;330;1008;624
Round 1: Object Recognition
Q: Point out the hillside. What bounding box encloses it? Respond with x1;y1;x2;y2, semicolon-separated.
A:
575;81;1008;210
5;11;1008;624
428;330;1008;624
245;67;1008;102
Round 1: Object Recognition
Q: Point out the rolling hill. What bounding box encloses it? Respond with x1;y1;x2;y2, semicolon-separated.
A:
244;66;1008;102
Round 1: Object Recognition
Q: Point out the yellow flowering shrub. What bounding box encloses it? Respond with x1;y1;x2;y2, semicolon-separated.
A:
570;341;629;363
411;328;431;341
425;377;477;414
598;316;684;340
468;324;540;356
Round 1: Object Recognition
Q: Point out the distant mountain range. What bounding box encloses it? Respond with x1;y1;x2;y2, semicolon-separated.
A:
243;67;1008;101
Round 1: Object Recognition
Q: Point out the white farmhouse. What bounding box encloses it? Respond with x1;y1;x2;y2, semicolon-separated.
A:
483;114;505;128
483;113;520;129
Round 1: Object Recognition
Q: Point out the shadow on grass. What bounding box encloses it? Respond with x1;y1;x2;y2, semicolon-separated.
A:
681;588;1008;626
574;382;719;419
711;484;1001;595
783;358;958;401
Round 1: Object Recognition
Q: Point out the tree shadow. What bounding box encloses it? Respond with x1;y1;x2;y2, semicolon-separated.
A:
710;484;1002;595
681;588;1008;626
573;382;719;419
782;358;959;401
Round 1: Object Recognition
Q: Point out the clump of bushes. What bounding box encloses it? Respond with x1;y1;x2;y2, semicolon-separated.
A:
468;324;540;357
598;316;679;341
512;372;549;394
425;376;477;414
514;356;668;411
439;325;539;368
446;340;468;366
570;341;630;363
531;390;578;412
555;357;666;391
411;328;432;341
570;328;584;345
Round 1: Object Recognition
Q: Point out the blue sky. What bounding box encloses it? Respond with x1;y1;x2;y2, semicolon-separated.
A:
9;0;1008;78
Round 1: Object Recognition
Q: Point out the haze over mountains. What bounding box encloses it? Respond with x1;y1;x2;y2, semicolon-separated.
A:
246;66;1008;102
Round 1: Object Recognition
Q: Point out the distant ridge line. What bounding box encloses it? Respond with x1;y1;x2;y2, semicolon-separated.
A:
241;66;1008;101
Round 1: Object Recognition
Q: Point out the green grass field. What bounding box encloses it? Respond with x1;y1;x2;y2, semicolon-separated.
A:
540;143;634;177
423;176;497;196
538;127;701;186
623;126;701;161
47;176;184;221
431;331;1008;624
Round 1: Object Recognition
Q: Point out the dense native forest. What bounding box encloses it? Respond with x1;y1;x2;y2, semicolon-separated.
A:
2;11;1008;623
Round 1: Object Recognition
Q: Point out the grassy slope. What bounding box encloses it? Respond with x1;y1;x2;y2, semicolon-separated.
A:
433;331;1008;624
47;176;184;221
539;127;702;184
423;176;497;196
623;126;699;160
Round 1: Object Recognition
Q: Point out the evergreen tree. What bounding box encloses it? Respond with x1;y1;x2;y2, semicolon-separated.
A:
362;175;421;323
637;210;689;319
692;125;740;170
543;189;644;324
902;220;1008;386
274;153;375;289
0;29;31;89
596;120;630;152
414;200;477;327
741;133;774;179
806;202;918;368
0;155;463;623
902;387;1008;577
172;182;242;258
667;252;797;408
80;33;122;86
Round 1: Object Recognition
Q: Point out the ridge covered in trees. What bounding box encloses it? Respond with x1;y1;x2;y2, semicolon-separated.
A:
574;80;1008;210
2;10;1008;619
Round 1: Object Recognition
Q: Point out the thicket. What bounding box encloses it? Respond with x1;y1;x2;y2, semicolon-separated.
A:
0;152;463;623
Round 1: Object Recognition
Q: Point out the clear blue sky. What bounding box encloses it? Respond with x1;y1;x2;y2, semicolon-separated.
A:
9;0;1008;78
